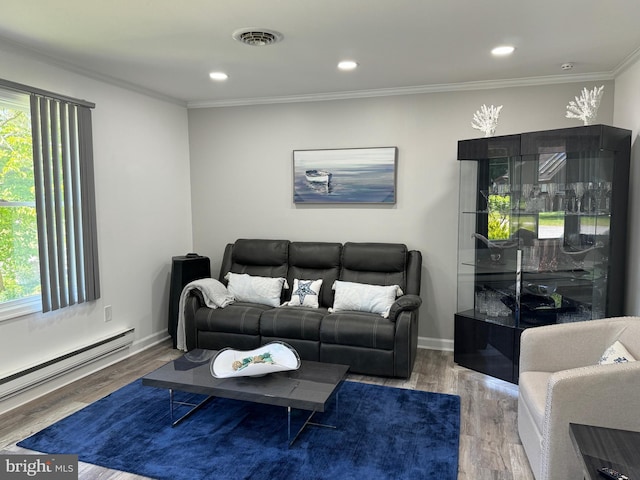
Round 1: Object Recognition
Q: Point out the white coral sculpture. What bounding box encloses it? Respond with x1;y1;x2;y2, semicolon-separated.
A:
471;104;503;137
565;85;604;126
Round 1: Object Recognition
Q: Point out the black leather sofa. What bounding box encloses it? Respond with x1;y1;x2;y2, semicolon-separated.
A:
183;239;422;378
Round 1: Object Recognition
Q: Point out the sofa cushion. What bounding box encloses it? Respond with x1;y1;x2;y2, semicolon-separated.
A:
330;280;402;318
194;302;270;336
226;239;289;279
320;311;395;350
225;272;287;307
340;242;407;291
260;307;326;341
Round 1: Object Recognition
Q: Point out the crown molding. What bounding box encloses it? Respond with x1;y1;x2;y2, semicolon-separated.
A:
612;44;640;77
0;35;187;107
187;72;615;109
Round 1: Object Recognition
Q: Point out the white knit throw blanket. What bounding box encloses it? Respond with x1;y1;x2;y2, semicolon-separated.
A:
176;278;234;351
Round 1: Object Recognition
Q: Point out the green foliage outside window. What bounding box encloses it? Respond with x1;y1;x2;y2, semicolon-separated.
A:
0;107;40;302
488;194;510;240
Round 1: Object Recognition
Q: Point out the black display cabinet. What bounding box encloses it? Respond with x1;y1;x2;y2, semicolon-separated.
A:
168;254;210;348
454;125;631;383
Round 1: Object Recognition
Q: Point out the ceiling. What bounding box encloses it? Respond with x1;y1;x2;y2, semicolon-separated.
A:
2;0;640;107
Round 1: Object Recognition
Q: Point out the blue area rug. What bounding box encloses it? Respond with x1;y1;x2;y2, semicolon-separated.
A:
19;379;460;480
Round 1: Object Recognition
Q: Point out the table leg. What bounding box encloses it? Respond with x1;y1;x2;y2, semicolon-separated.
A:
287;392;340;447
169;389;213;427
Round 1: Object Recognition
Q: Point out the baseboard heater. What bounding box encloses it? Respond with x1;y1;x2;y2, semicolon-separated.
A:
0;328;135;401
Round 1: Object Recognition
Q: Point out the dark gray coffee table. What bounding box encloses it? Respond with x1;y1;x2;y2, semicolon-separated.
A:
142;349;349;446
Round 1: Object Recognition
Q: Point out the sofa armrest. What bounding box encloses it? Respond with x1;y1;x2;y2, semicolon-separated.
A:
393;307;420;377
519;317;633;374
540;362;640;480
388;294;422;322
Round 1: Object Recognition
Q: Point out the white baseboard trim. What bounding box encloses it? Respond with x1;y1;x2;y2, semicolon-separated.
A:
417;336;454;352
0;329;136;401
130;331;171;351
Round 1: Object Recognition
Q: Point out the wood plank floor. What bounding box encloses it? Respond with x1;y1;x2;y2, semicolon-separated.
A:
0;341;535;479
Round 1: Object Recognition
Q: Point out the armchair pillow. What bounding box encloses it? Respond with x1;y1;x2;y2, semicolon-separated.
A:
224;272;288;307
330;280;403;318
599;340;636;365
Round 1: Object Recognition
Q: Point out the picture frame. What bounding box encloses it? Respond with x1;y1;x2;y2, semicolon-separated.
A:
293;147;397;204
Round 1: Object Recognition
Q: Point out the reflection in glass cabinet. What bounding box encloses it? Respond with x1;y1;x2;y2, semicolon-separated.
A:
454;125;631;383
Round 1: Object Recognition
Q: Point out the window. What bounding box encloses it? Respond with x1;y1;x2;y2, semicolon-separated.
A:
0;90;41;318
0;80;100;319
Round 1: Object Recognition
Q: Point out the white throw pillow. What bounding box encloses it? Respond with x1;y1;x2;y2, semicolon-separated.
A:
329;280;403;318
284;278;323;308
224;272;288;307
599;340;636;365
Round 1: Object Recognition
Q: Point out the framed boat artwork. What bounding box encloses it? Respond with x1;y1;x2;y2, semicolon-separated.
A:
293;147;397;204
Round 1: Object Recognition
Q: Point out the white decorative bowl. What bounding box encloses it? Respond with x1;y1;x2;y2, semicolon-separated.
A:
210;341;301;378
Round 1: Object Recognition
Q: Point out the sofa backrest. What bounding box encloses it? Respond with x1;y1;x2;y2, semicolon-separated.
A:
340;242;420;295
219;239;289;281
218;239;422;302
287;242;342;308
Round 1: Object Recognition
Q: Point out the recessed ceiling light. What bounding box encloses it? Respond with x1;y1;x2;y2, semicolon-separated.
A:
491;45;515;56
209;72;229;81
338;60;358;71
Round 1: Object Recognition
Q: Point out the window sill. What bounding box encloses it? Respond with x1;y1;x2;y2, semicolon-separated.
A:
0;296;42;323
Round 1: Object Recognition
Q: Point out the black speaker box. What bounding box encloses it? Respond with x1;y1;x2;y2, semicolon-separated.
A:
168;254;210;348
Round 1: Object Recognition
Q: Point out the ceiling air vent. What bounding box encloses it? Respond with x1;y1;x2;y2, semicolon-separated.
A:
232;28;283;46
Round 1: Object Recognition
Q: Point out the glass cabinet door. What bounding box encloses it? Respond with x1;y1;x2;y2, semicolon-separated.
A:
515;149;614;325
457;156;521;327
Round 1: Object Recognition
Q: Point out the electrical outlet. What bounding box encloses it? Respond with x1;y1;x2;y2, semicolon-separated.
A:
104;305;113;322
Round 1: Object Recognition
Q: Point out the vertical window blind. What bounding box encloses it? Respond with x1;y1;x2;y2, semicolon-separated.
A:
29;95;100;312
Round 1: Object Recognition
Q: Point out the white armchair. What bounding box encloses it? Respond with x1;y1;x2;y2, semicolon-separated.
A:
518;316;640;480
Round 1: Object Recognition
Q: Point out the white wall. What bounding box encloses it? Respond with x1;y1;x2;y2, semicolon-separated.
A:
188;81;615;347
613;55;640;315
0;42;193;412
